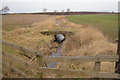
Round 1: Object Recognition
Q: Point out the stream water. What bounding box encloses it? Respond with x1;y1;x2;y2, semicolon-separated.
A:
47;43;62;68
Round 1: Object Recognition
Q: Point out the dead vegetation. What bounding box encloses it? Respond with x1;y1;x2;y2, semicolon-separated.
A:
58;27;117;72
3;15;80;56
2;14;117;78
62;27;117;56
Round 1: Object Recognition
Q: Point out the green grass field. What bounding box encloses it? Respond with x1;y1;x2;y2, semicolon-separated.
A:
66;14;118;40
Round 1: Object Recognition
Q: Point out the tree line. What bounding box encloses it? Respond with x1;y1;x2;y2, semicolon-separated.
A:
0;6;71;14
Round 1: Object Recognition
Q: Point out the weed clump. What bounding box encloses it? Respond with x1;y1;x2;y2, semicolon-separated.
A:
62;27;117;56
59;27;117;72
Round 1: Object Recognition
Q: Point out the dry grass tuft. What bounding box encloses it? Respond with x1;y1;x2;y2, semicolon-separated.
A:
59;26;117;72
62;27;117;56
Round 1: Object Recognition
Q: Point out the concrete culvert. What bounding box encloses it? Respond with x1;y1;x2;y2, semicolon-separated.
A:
54;34;65;43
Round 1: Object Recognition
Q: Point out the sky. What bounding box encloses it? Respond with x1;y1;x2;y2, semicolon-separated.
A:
1;0;119;2
0;0;119;13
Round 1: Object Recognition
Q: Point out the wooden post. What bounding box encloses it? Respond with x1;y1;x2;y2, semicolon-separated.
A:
94;55;101;78
36;52;44;78
37;52;44;67
95;61;101;72
115;23;120;73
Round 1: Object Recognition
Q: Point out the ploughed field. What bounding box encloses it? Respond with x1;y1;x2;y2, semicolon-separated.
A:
2;14;52;31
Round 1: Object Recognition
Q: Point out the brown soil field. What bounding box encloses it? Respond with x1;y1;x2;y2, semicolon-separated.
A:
2;14;52;31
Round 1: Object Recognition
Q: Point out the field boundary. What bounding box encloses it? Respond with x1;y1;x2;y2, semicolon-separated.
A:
2;40;120;78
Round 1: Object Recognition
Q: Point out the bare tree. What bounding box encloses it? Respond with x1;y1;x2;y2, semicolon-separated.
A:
61;10;64;15
54;10;57;15
43;8;47;14
0;6;10;14
112;11;114;14
66;8;70;15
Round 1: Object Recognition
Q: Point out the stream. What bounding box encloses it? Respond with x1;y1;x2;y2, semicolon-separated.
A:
47;43;62;68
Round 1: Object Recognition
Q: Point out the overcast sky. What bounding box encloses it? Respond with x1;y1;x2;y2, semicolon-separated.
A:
1;0;119;2
1;0;119;13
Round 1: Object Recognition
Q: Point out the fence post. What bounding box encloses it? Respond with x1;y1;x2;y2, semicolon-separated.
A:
115;24;120;74
95;61;100;72
94;55;101;78
36;52;44;78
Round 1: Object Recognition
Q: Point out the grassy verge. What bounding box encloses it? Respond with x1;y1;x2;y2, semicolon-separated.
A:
66;14;118;40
